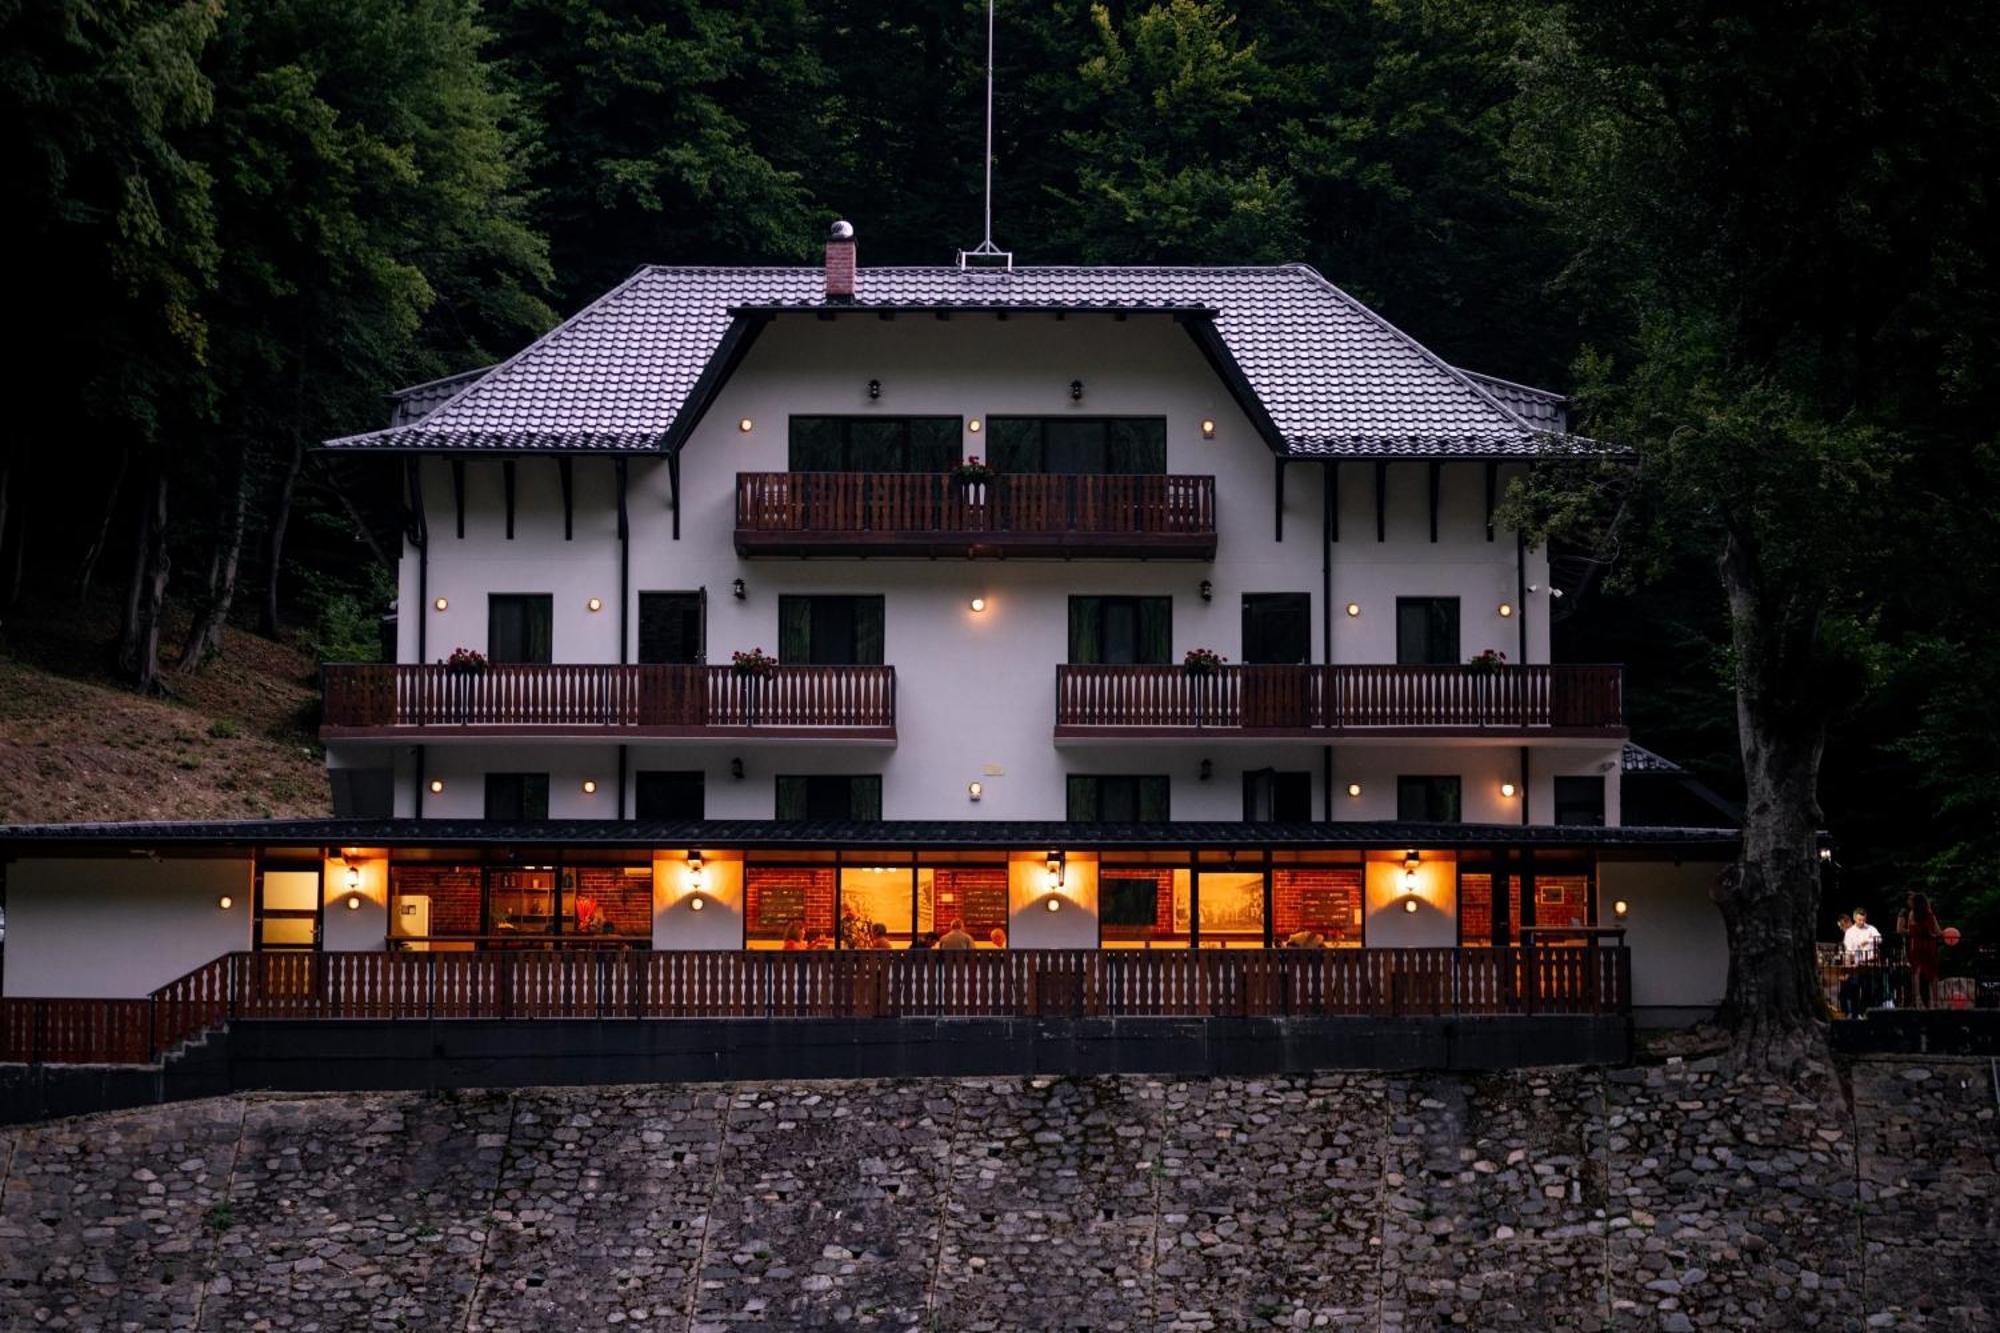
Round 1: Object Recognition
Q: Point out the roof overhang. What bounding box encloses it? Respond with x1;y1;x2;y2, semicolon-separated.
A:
727;303;1221;320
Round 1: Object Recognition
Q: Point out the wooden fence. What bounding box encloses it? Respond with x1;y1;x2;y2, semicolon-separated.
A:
0;946;1629;1065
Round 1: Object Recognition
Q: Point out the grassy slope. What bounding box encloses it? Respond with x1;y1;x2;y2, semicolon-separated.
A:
0;602;330;824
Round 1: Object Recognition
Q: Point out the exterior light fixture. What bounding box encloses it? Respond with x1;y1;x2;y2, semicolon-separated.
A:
731;578;746;600
970;597;986;613
738;418;753;433
968;419;982;433
1199;580;1213;602
582;779;597;795
968;781;983;801
1818;846;1834;862
1200;419;1216;439
1046;897;1061;913
434;597;448;611
1046;850;1065;889
1500;782;1518;799
1347;782;1363;798
729;757;744;780
345;893;362;911
345;865;361;891
429;779;444;794
587;597;602;612
1345;602;1361;617
687;854;704;890
1069;379;1084;401
1402;852;1420;892
868;378;881;400
1498;603;1514;618
218;895;234;911
689;895;706;911
1403;897;1419;914
1613;899;1630;919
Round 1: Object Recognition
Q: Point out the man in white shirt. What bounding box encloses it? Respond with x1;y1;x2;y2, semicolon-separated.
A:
1843;908;1883;965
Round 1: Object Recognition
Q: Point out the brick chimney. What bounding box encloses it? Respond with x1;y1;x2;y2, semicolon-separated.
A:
825;219;856;302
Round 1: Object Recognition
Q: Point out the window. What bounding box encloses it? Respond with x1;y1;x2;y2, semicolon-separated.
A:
776;775;883;821
1554;776;1606;827
484;772;550;821
1395;597;1460;666
778;595;885;665
635;771;705;820
789;417;962;472
1067;775;1170;822
1397;775;1462;822
987;418;1167;474
488;594;553;664
1100;875;1164;928
1242;593;1311;665
1243;770;1313;822
1068;596;1171;664
330;769;394;818
255;865;321;952
639;592;704;664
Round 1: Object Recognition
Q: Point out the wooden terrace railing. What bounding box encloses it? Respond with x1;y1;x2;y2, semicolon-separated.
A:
1055;663;1625;735
0;946;1630;1065
734;472;1218;558
321;663;896;737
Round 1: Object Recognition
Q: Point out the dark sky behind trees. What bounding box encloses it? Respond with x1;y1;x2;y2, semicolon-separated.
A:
1;0;1994;966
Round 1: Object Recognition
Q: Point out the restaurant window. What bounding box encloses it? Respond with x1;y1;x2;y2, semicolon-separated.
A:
1395;597;1460;666
484;772;550;821
1554;776;1606;827
745;864;837;947
840;862;917;948
1193;869;1267;947
1272;867;1363;947
1242;593;1311;664
488;593;553;664
1525;871;1593;936
776;774;883;821
1098;869;1182;947
1459;868;1503;946
931;866;1007;945
789;416;962;473
987;417;1167;474
638;591;704;664
1243;769;1313;822
1067;775;1170;822
779;595;885;665
1068;595;1171;665
254;865;321;951
1397;775;1462;823
634;770;704;820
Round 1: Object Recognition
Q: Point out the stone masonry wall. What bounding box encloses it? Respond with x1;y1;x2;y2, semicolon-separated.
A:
0;1057;1991;1330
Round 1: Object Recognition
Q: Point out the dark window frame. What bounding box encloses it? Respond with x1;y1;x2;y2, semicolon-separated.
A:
1553;775;1607;827
985;416;1169;475
1067;595;1173;665
253;859;323;953
1066;774;1171;822
787;415;964;473
488;593;554;665
1396;775;1463;823
483;772;551;822
1241;593;1312;665
1394;597;1461;666
1242;769;1313;822
638;590;706;665
775;774;884;822
634;770;706;821
778;594;886;665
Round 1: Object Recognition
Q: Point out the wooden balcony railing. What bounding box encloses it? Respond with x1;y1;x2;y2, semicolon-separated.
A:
1055;664;1625;735
734;471;1218;557
321;663;896;738
0;947;1630;1064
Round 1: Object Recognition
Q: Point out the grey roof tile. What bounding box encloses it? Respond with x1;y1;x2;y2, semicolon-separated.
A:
1622;742;1687;774
327;264;1589;458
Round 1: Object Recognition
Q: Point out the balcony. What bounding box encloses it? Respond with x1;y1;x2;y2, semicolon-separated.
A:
1054;664;1625;738
734;472;1218;558
321;663;896;741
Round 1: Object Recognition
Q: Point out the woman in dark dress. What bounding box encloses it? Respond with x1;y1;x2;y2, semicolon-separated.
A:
1899;892;1942;1007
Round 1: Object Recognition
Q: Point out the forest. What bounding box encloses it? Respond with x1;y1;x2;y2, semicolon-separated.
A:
3;0;1997;1019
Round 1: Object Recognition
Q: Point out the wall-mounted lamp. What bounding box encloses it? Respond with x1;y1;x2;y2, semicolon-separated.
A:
1199;580;1213;602
1045;897;1062;913
968;781;983;802
1046;850;1065;889
868;378;881;400
1199;758;1213;782
1200;419;1216;439
587;597;602;612
1346;782;1363;798
344;865;361;891
429;779;444;795
687;854;704;891
731;578;746;600
217;895;234;911
968;419;982;433
1818;846;1834;862
970;597;987;613
1612;899;1630;919
738;418;754;433
1500;782;1518;799
1403;897;1420;914
434;597;448;612
345;893;362;911
1345;602;1361;617
730;757;745;781
1069;379;1084;401
1498;603;1514;618
1402;851;1420;892
582;779;598;795
689;895;706;911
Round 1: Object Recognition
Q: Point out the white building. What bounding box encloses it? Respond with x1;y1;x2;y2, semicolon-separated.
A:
0;227;1733;1038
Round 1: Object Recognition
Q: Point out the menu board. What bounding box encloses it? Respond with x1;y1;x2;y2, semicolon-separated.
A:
753;882;807;928
935;869;1009;932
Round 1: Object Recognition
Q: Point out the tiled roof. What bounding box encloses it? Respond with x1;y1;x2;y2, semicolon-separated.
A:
1456;371;1568;433
0;817;1738;851
1622;743;1686;774
387;367;492;428
325;264;1587;458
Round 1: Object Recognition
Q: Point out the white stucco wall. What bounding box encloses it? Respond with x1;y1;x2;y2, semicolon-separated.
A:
353;311;1595;826
1598;857;1730;1019
322;854;389;952
3;856;253;998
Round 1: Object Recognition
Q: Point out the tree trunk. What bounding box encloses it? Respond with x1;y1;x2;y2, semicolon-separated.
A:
176;444;248;672
1712;529;1829;1073
262;435;304;637
76;450;130;607
312;455;395;568
119;465;171;693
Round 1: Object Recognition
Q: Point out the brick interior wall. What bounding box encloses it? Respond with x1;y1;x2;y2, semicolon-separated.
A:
746;867;836;941
391;865;483;935
1099;869;1178;941
574;866;653;937
931;868;1008;937
1273;869;1363;946
1461;873;1494;945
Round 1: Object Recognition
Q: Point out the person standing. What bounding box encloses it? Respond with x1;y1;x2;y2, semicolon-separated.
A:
1841;908;1885;1016
937;918;974;950
1898;893;1942;1007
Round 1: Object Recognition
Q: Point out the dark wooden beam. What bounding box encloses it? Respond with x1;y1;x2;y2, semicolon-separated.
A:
1374;461;1388;543
502;459;516;540
616;459;630;664
667;453;681;541
1485;461;1499;542
450;458;465;539
1274;457;1286;542
1329;462;1340;542
557;457;574;541
1428;462;1441;543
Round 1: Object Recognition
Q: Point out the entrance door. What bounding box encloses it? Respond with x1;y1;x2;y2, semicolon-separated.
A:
638;592;706;726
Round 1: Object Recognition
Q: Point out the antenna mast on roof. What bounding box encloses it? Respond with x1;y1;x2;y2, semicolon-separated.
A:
957;0;1012;270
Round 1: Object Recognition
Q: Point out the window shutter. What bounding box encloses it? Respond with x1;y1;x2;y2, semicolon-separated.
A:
854;597;885;665
1066;775;1098;821
850;775;883;821
778;597;812;662
775;776;807;821
1068;597;1100;665
1137;776;1170;822
1138;598;1172;665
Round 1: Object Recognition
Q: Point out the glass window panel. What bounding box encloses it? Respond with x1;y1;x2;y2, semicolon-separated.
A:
986;418;1041;472
840;867;915;947
788;417;844;471
1395;598;1460;666
1397;776;1462;823
1195;871;1265;944
846;420;907;471
259;918;318;948
488;594;552;665
746;866;836;947
1043;420;1108;474
906;419;963;472
1553;776;1606;827
1460;872;1496;946
261;870;319;913
1273;868;1364;947
638;592;703;664
484;773;550;821
634;771;704;820
1106;419;1167;474
931;867;1008;943
1242;593;1311;664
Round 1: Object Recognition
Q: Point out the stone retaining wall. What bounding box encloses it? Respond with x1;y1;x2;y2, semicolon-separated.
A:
0;1057;1991;1329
